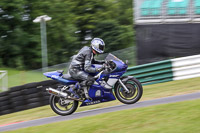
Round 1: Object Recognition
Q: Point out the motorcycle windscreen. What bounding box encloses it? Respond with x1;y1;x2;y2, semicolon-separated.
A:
105;53;125;64
105;53;127;72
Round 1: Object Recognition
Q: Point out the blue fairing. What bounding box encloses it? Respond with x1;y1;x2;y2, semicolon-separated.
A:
43;71;61;78
112;60;128;72
43;71;78;85
80;84;116;106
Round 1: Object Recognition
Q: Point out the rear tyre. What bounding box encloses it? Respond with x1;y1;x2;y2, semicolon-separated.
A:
49;95;78;116
114;77;143;104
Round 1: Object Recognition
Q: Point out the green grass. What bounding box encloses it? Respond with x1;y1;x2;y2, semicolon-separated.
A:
0;77;200;126
4;98;200;133
0;67;45;88
9;71;44;87
0;68;24;76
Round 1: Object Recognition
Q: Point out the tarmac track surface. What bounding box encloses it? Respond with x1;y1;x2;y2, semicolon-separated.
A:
0;92;200;132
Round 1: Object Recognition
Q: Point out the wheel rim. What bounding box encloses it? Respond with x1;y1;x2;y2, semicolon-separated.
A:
52;96;75;114
117;80;140;101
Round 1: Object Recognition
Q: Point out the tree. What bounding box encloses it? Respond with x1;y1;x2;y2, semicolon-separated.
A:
29;0;80;65
0;0;33;69
0;0;135;69
93;20;134;52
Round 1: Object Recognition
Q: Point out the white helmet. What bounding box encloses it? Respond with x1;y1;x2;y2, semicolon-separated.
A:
91;38;105;54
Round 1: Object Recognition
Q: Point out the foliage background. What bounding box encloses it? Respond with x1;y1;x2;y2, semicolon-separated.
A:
0;0;135;70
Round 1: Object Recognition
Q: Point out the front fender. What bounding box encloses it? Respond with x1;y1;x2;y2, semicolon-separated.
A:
121;76;136;83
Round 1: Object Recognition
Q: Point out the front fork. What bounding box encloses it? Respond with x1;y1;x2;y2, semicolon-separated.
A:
118;79;130;93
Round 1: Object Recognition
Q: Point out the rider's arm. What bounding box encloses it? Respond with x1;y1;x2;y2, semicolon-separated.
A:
84;52;97;73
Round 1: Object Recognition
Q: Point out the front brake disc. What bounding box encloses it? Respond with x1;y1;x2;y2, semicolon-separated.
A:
121;83;136;98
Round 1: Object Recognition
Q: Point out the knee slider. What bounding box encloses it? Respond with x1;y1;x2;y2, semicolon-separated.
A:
86;77;95;86
86;80;94;86
80;81;87;86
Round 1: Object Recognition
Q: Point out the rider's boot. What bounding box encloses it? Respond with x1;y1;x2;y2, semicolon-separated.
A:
68;84;80;99
80;80;93;101
83;86;92;101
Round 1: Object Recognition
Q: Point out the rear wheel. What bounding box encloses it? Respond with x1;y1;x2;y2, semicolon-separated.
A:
114;77;143;104
49;95;78;116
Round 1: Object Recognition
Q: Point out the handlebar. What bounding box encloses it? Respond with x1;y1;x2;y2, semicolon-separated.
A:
94;60;115;79
94;70;104;79
104;61;113;72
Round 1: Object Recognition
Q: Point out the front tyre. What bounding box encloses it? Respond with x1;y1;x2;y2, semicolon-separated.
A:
114;77;143;104
49;95;78;116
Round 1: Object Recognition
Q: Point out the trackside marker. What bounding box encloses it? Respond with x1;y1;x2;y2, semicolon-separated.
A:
0;121;25;127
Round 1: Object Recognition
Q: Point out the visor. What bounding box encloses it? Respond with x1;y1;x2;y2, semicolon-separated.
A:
99;44;105;51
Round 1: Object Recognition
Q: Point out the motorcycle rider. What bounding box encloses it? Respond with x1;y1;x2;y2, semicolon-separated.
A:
67;38;105;100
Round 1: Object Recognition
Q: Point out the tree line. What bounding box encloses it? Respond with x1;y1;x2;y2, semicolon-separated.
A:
0;0;135;69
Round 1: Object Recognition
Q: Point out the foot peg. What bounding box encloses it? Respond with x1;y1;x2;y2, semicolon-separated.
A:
68;86;80;99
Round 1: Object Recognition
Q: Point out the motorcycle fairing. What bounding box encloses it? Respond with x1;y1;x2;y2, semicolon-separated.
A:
43;71;61;78
80;84;116;107
43;71;78;85
80;72;124;107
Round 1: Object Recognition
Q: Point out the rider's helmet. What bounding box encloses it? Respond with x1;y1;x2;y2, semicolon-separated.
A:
91;38;105;54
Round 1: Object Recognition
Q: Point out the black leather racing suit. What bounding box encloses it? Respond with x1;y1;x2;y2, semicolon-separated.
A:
68;46;104;85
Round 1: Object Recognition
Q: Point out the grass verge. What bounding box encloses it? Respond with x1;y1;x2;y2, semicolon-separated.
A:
4;98;200;133
0;77;200;125
0;67;44;88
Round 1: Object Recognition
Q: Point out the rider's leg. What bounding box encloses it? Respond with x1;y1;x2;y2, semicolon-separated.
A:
79;76;95;100
68;83;80;98
69;68;94;99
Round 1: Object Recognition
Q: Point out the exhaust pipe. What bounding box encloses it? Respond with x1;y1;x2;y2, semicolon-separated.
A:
46;87;83;102
46;87;68;98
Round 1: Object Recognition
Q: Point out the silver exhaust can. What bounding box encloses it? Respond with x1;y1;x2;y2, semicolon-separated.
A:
46;87;68;98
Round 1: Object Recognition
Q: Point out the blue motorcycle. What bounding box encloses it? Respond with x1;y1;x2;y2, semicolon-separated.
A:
44;54;143;116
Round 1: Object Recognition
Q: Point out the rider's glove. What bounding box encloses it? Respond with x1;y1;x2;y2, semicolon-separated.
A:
96;66;104;72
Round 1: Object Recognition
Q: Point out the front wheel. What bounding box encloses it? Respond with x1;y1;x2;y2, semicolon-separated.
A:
114;77;143;104
49;95;78;116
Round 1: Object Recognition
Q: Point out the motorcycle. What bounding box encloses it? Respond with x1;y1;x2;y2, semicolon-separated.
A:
44;53;143;116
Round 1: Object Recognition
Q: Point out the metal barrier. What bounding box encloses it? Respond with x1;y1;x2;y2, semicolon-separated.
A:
124;54;200;85
171;54;200;80
124;59;173;85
